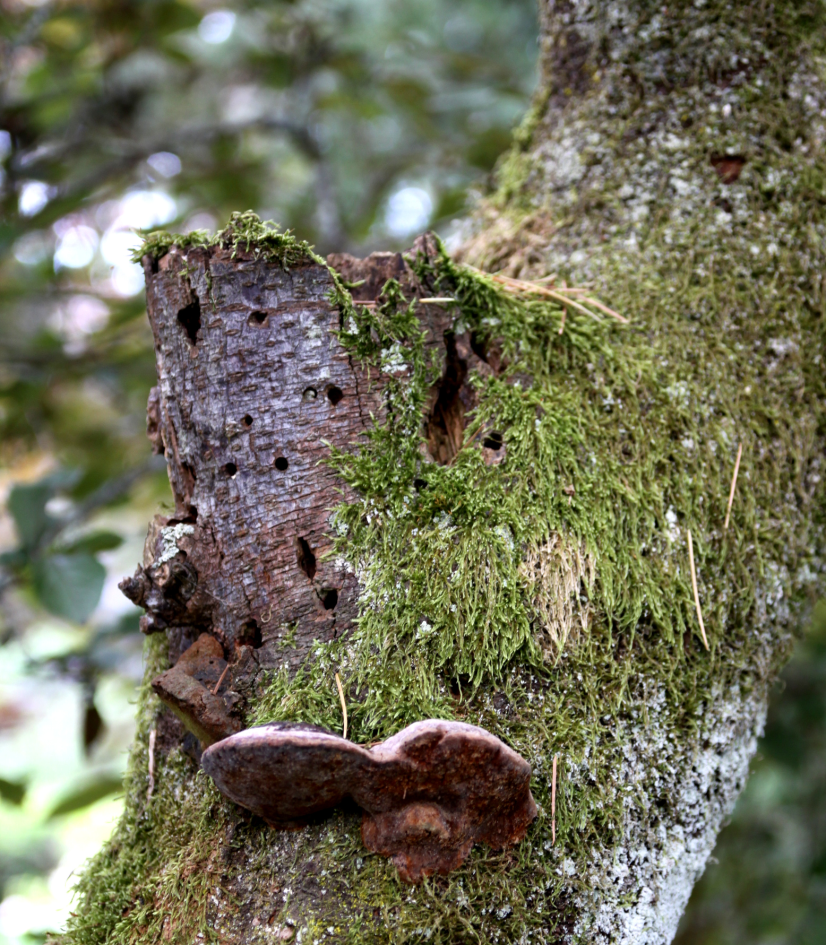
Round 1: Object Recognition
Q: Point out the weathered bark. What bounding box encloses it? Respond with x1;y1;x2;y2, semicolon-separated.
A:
66;2;826;944
120;241;489;668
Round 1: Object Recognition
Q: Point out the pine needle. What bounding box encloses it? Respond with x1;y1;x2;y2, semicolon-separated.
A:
687;529;710;650
723;443;743;532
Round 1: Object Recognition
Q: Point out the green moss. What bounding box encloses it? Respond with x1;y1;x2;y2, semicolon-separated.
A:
254;233;779;741
132;210;323;270
65;203;823;941
246;188;822;939
58;634;253;945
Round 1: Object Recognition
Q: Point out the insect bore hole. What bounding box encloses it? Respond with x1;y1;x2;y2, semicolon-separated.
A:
275;456;289;471
224;462;237;477
320;588;338;610
326;386;344;406
177;299;201;345
295;537;317;580
240;619;263;649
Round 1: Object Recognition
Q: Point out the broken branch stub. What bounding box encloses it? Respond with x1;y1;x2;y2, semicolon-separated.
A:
201;719;537;883
124;233;504;676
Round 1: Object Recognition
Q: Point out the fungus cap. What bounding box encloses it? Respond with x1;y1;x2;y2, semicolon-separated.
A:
202;718;537;881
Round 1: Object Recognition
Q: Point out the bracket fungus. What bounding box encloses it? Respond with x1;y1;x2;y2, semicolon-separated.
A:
151;633;242;747
202;719;537;882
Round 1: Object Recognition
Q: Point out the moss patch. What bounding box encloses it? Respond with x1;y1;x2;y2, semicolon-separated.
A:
252;234;796;748
132;210;324;270
60;635;226;944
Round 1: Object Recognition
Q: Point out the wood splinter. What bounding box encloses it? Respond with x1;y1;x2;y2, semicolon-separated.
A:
202;719;537;883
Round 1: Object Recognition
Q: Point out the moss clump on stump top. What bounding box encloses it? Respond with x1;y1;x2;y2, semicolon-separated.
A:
133;210;324;270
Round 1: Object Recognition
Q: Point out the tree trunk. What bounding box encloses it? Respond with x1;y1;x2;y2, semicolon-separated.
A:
64;2;825;943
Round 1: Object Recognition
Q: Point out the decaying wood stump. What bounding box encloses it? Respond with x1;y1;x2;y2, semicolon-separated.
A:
69;1;826;941
120;236;497;741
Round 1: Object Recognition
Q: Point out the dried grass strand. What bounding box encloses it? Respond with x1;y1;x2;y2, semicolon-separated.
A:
147;728;157;801
551;754;558;845
723;443;743;532
479;270;628;323
687;529;710;650
212;663;230;695
335;672;348;740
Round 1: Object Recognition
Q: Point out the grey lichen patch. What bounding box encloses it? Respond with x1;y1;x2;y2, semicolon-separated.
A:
571;682;767;945
156;523;194;565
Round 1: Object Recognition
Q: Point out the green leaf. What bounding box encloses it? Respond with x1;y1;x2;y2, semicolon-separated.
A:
58;530;124;555
6;469;80;551
48;773;123;819
7;482;54;551
31;553;106;624
0;549;27;570
0;777;26;806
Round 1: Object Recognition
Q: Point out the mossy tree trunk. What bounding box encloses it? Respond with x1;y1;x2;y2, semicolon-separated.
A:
65;2;825;944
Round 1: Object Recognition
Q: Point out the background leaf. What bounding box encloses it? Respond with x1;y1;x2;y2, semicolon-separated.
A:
7;482;56;551
58;530;124;555
48;773;123;819
0;778;26;806
31;552;106;624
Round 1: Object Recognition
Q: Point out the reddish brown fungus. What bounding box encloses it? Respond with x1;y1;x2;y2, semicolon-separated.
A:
201;719;537;882
151;633;242;747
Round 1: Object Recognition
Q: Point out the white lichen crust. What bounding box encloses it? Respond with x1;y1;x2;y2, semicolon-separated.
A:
569;682;766;945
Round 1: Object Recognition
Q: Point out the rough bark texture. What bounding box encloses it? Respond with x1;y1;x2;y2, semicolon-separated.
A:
65;2;826;944
452;1;826;939
120;242;493;674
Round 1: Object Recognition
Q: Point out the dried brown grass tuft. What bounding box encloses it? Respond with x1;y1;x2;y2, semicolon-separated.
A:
519;533;595;658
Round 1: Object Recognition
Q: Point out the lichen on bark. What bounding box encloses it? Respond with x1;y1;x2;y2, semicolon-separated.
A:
61;1;825;943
